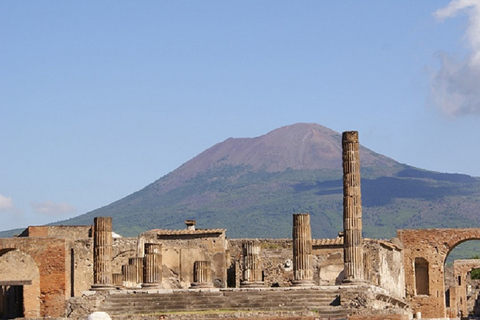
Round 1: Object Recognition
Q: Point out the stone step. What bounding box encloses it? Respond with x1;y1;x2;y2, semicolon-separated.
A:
105;294;340;302
103;304;349;316
102;296;339;308
104;295;338;304
99;289;347;317
106;290;341;299
101;301;339;311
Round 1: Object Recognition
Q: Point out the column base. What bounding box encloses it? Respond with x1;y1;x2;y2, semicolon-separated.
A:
240;281;265;288
291;279;315;287
141;283;163;289
90;284;116;291
342;278;367;285
189;282;214;289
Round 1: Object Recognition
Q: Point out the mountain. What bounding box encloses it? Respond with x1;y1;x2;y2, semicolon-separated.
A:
51;123;480;239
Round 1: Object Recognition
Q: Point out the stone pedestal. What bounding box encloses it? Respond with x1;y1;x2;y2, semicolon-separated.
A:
292;213;315;286
190;261;214;288
142;243;162;289
342;131;364;283
91;217;115;290
240;240;264;288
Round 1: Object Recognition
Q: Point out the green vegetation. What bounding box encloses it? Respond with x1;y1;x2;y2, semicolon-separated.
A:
471;255;480;280
45;164;480;242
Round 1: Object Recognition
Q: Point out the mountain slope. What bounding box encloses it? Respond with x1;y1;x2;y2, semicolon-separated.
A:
54;123;480;239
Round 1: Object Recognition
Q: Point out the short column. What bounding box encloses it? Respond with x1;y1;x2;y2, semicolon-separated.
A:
91;217;115;290
240;240;264;288
112;273;123;288
122;264;137;289
142;243;162;289
292;213;315;286
129;257;144;286
190;261;213;288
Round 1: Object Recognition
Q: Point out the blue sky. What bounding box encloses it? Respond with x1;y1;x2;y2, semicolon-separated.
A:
1;1;480;231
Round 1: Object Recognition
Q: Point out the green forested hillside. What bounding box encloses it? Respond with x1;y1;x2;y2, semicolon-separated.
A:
54;164;480;240
5;123;480;242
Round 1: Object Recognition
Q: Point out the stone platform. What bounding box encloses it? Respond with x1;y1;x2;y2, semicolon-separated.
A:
68;285;410;320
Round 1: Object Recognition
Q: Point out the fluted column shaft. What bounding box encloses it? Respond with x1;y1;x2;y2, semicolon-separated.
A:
191;261;213;288
129;257;144;285
142;243;162;288
342;131;364;283
112;273;123;287
92;217;114;290
240;241;264;287
292;213;314;286
122;265;137;288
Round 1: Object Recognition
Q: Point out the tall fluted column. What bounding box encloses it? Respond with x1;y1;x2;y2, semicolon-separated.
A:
142;243;162;288
91;217;114;290
240;240;264;288
342;131;364;283
129;257;144;286
292;213;315;286
190;261;213;288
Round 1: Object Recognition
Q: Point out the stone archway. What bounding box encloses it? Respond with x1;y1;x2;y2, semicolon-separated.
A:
0;248;40;318
398;228;480;319
0;237;68;318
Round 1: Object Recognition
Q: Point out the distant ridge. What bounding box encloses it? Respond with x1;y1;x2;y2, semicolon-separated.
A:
23;123;480;240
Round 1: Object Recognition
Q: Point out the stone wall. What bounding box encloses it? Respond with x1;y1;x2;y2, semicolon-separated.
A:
71;239;93;295
229;239;347;287
140;230;227;288
229;239;294;287
314;241;344;286
20;225;92;239
228;237;403;296
364;239;404;299
111;237;138;275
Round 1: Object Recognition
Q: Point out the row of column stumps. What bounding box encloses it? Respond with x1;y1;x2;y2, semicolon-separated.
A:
342;131;364;283
89;218;212;289
91;217;163;290
90;130;364;289
88;216;304;290
240;214;314;287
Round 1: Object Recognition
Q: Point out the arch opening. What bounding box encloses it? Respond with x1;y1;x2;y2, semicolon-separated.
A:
444;240;480;318
415;257;429;296
0;248;40;318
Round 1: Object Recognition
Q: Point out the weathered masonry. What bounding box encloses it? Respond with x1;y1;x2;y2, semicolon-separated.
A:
398;228;480;318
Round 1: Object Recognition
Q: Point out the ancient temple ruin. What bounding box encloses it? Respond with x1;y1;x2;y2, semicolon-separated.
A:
0;131;478;319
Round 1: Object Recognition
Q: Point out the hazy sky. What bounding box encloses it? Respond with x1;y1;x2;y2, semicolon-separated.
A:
1;1;480;231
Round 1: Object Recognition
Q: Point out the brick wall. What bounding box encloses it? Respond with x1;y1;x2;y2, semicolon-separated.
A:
398;228;480;318
0;237;68;317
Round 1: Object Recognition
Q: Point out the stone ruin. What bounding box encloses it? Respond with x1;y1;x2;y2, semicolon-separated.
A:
0;131;478;319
